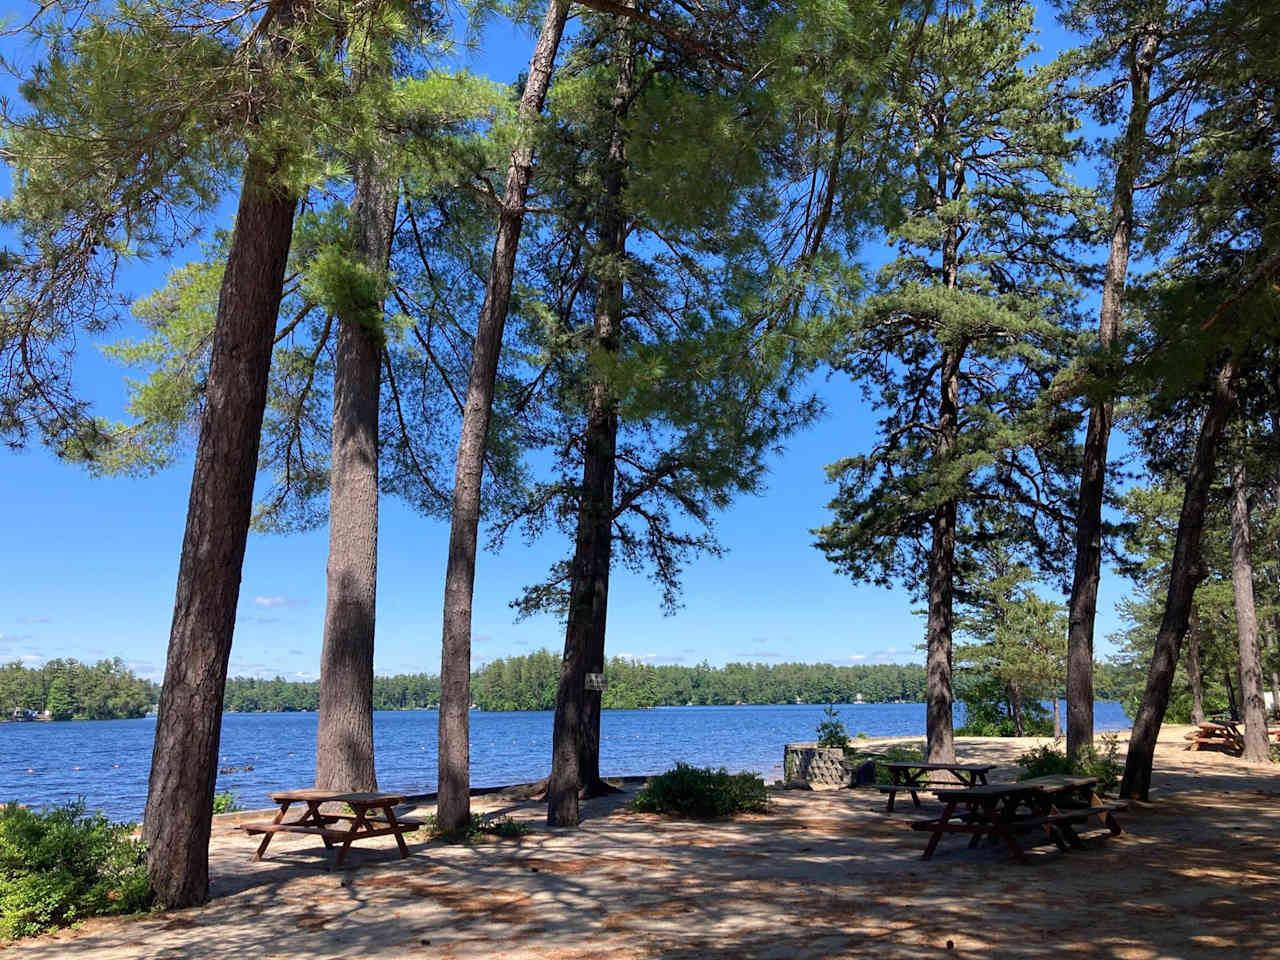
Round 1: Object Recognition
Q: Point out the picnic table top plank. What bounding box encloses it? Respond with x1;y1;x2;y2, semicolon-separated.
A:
267;789;409;805
1016;775;1099;790
931;780;1058;799
877;761;995;772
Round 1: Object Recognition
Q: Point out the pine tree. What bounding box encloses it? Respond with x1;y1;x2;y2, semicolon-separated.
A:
816;0;1086;763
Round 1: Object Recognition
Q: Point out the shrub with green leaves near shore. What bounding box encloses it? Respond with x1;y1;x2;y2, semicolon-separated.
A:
633;764;768;817
0;800;151;938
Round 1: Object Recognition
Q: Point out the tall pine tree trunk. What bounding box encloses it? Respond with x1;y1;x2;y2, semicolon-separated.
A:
925;344;960;764
1120;359;1238;800
1267;615;1280;720
437;0;570;832
1066;29;1159;760
315;150;397;793
1186;603;1205;726
1229;457;1271;762
548;14;633;826
143;155;297;907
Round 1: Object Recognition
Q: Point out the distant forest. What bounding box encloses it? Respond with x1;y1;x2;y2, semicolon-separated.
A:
1;652;1134;719
0;658;157;720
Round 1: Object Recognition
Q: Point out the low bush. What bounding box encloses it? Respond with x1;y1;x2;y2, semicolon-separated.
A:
0;800;151;939
211;792;240;815
1017;734;1122;794
422;812;531;842
633;764;768;817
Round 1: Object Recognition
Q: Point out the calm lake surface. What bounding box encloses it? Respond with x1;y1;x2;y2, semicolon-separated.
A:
0;701;1131;822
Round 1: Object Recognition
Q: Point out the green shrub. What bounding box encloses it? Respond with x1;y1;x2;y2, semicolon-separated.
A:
633;764;768;817
0;800;151;939
211;792;240;815
815;704;850;749
1016;734;1122;794
422;813;531;842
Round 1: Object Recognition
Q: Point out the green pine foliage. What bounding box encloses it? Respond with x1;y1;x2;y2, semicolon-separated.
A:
0;801;150;939
816;1;1089;597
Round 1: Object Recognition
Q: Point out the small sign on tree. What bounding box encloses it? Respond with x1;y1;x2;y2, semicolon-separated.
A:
585;673;607;691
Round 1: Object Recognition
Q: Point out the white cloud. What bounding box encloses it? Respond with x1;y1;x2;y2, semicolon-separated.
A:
253;595;292;609
17;617;51;625
847;654;867;662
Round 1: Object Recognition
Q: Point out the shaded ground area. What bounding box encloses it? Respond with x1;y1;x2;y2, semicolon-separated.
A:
4;725;1278;959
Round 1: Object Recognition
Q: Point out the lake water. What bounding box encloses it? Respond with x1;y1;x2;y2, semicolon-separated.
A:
0;701;1131;822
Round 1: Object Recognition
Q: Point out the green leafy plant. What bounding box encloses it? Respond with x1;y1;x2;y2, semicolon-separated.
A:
1016;734;1122;794
815;704;850;749
211;792;240;815
421;813;531;842
0;800;151;939
632;764;768;817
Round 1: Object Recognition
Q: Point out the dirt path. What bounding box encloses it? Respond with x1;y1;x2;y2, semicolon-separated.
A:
4;726;1277;959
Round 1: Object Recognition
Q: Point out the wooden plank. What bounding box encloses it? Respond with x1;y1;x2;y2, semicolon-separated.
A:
239;823;354;841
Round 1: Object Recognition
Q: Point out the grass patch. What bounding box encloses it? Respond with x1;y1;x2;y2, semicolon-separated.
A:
632;763;768;817
0;800;151;939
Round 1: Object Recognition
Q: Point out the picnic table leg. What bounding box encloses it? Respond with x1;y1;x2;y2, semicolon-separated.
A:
305;801;336;848
382;804;410;859
885;787;897;813
1090;794;1123;835
335;806;371;868
922;800;956;860
254;801;291;861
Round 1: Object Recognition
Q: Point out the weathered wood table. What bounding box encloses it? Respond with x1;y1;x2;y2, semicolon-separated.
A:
1184;719;1280;754
239;790;422;868
877;761;995;812
911;776;1125;864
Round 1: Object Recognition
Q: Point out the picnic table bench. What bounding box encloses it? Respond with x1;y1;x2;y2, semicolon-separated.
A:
877;761;995;812
910;775;1125;864
238;789;423;868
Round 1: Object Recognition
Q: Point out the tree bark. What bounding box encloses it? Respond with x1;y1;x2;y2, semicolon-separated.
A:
548;12;634;826
1010;684;1024;737
1186;603;1205;726
437;0;570;832
1052;696;1061;738
315;150;398;793
1066;29;1159;760
1267;615;1280;720
1229;458;1270;762
925;344;960;764
143;155;297;907
1120;359;1238;800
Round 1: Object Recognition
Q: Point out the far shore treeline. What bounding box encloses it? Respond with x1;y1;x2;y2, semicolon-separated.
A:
1;653;1133;719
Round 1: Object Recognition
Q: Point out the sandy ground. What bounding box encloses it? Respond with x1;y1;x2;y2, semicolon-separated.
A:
4;724;1279;960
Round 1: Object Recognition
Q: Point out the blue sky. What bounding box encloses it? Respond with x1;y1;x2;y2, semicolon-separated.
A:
0;4;1130;682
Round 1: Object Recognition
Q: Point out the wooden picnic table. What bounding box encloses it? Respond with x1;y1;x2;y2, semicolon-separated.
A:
238;789;423;868
877;761;995;812
1184;719;1280;754
911;775;1125;864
